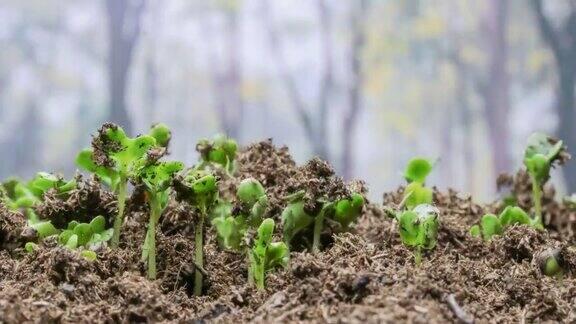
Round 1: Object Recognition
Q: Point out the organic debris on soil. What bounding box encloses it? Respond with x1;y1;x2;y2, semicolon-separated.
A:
1;140;576;323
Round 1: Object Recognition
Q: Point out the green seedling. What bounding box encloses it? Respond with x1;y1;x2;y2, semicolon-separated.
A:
28;172;76;198
523;133;565;229
57;216;113;249
281;191;364;253
2;173;76;223
172;169;218;294
25;242;38;253
470;206;535;241
135;158;184;280
389;204;439;265
403;158;434;210
77;123;165;248
196;134;238;174
81;250;98;261
249;218;289;290
535;248;564;278
212;178;268;250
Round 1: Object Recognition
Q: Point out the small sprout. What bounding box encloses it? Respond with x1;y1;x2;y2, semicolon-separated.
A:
77;123;160;248
173;169;219;295
28;172;76;198
212;178;268;251
402;158;434;210
470;214;502;241
280;195;313;247
523;133;566;229
535;248;564;278
30;221;59;239
135;158;184;280
393;204;439;265
25;242;38;253
470;206;536;241
404;158;433;183
196;134;238;174
249;218;289;290
149;123;172;148
333;193;365;230
81;250;98;261
281;190;364;253
58;216;113;249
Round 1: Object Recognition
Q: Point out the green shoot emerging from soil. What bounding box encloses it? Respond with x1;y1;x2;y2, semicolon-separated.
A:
24;215;112;261
172;169;219;295
281;191;364;253
196;134;238;174
135;156;184;280
212;178;268;250
536;248;564;278
403;158;434;210
523;133;566;229
389;204;439;265
470;206;537;241
249;218;289;290
77;123;167;248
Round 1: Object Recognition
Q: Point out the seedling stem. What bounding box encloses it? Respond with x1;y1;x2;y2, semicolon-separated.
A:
111;177;127;248
194;206;206;296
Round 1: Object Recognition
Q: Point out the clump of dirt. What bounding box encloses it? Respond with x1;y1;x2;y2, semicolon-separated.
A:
1;139;576;323
0;203;26;251
34;174;116;228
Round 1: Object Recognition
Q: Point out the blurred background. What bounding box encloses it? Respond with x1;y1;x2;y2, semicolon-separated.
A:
1;0;575;202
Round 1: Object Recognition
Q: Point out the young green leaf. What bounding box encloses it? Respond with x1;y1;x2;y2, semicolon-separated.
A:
404;158;433;183
237;178;266;207
332;193;365;230
81;250;98;261
281;200;314;247
149;123;171;148
474;214;502;241
249;218;289;290
395;204;440;265
403;182;433;210
196;134;238;173
523;133;566;229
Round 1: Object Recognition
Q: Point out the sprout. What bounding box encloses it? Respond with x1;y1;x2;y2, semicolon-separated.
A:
523;133;566;229
212;178;268;250
470;206;534;241
281;191;365;253
535;248;564;278
81;250;98;261
196;134;238;174
135;158;184;280
172;169;218;295
402;158;434;210
390;204;439;265
249;218;289;290
76;123;162;248
57;216;113;249
24;242;38;253
2;173;76;222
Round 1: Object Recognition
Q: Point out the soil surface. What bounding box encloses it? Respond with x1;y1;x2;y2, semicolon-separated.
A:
1;139;576;323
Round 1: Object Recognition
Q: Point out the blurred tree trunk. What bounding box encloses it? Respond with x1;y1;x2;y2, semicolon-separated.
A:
205;8;244;140
222;8;244;139
342;0;368;180
482;0;512;178
105;0;147;135
531;0;576;192
261;0;329;160
144;0;160;127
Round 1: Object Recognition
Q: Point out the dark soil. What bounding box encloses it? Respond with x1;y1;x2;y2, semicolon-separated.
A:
1;140;576;323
